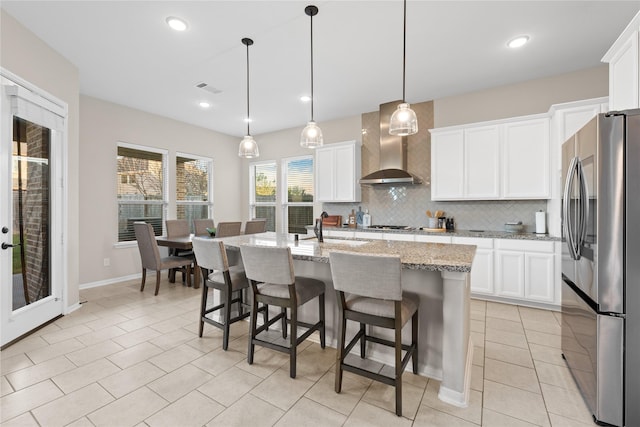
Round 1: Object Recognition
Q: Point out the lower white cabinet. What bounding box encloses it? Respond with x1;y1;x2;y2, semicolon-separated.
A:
453;237;494;295
495;239;555;304
414;234;452;244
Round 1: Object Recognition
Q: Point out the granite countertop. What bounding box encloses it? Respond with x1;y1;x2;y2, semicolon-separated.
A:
309;225;560;242
215;232;476;273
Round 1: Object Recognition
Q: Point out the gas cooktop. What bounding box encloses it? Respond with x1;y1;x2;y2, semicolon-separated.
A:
368;225;411;230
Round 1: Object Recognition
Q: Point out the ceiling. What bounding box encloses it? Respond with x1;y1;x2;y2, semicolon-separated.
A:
2;1;639;137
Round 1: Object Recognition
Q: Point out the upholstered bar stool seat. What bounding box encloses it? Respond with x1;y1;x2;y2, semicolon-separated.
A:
329;250;419;417
240;244;326;378
192;237;263;350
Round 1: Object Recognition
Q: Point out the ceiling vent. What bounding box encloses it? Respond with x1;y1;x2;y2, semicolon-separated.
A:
195;82;222;95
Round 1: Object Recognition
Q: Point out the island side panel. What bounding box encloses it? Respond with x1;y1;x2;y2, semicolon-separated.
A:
438;270;472;408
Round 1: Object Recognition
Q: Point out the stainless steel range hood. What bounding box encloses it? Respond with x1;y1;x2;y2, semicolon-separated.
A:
359;100;422;185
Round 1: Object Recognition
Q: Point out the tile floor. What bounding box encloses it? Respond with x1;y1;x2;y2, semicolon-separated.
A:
0;278;594;426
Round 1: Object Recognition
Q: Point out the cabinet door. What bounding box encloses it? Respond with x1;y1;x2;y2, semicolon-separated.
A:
334;144;356;201
315;147;335;202
431;130;464;200
502;118;550;198
524;252;555;302
608;30;639;110
469;249;494;295
495;250;524;298
464;125;500;199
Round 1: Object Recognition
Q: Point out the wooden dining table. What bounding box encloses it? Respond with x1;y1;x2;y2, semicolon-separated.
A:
155;234;203;289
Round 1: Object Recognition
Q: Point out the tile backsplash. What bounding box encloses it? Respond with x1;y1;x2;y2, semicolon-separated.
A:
322;100;547;233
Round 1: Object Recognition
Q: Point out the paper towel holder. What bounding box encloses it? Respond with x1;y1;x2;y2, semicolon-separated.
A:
535;210;547;234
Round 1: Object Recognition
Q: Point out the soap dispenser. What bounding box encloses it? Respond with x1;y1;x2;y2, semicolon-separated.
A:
362;209;372;228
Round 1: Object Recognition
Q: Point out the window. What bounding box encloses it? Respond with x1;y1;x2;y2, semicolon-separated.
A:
249;161;277;231
176;153;213;232
117;143;167;242
283;156;314;234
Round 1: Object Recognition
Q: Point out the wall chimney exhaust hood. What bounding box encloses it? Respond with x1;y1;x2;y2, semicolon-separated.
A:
359;101;423;185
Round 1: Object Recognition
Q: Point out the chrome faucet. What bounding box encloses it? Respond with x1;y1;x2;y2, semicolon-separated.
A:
314;211;329;242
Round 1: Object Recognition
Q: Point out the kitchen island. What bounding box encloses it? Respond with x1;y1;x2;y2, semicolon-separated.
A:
216;232;476;407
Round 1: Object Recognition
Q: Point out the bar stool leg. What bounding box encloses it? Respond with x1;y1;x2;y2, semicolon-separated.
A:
335;310;346;393
360;323;366;358
223;287;232;350
319;293;326;348
289;305;297;378
248;291;258;365
412;310;419;374
395;323;402;416
199;285;207;337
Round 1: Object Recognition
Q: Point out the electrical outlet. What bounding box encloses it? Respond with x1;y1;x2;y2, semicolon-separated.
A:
103;258;110;267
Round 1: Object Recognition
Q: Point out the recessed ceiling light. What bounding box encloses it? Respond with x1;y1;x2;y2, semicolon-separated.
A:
199;101;210;108
166;16;188;31
300;95;311;102
507;35;529;49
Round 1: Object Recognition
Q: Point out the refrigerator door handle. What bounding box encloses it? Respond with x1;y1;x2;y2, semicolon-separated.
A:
563;156;579;260
576;160;588;256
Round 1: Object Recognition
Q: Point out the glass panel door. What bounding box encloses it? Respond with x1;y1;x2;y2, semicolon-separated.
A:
11;117;51;310
1;76;64;347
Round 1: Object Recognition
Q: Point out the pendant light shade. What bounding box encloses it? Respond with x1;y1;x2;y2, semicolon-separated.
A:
238;37;259;158
300;5;323;148
389;0;418;136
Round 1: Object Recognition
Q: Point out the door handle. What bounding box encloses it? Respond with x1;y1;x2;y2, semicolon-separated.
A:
1;242;19;250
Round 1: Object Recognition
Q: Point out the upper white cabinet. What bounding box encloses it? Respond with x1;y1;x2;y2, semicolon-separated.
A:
431;129;464;199
465;125;501;199
315;140;362;202
602;11;640;110
502;118;550;199
430;115;550;201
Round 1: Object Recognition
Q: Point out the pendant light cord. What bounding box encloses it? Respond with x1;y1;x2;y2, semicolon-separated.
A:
310;10;315;121
402;0;407;103
246;41;251;136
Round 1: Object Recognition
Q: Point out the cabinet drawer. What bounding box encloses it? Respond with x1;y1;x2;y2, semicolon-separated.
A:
452;237;493;249
415;235;452;244
495;239;554;253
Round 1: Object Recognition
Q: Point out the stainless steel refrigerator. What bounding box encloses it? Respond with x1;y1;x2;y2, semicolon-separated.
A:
561;109;640;426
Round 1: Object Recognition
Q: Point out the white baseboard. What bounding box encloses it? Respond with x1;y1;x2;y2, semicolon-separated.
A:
471;294;560;312
79;273;141;290
64;302;82;315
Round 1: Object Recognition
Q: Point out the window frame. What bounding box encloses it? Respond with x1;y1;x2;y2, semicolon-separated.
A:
281;155;314;234
175;151;214;226
116;141;168;245
249;160;277;231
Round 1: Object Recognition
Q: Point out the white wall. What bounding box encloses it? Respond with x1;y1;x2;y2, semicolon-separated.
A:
434;66;608;127
1;9;81;309
79;96;242;286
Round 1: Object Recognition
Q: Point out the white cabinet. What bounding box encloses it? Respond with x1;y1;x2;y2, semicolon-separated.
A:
602;11;640;110
315;140;362;202
430;115;549;200
415;234;452;244
465;125;500;198
431;130;464;199
453;237;494;295
494;239;555;304
502;118;549;198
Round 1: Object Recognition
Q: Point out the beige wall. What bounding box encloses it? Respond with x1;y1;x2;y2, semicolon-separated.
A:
434;66;608;127
240;116;362;231
1;9;81;309
79;96;242;285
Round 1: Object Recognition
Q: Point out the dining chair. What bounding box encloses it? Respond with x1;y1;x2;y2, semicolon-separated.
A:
244;219;267;235
215;221;242;238
240;244;326;378
134;222;193;295
329;250;419;417
165;219;193;281
192;237;254;350
194;219;215;236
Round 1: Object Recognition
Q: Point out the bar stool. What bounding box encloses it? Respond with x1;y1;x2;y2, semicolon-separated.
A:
329;250;419;417
192;237;252;350
240;244;326;378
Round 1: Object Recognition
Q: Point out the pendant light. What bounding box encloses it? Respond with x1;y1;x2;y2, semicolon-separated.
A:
238;37;259;158
389;0;418;136
300;5;323;148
